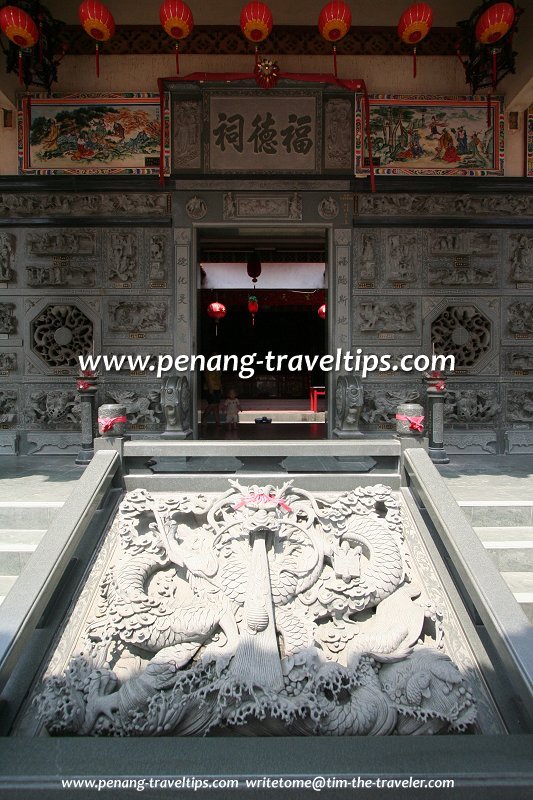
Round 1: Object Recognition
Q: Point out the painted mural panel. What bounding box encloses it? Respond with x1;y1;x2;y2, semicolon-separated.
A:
355;95;504;177
19;94;161;175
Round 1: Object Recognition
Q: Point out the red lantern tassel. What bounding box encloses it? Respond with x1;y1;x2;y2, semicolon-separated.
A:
412;46;417;78
18;50;23;85
95;42;100;78
333;45;337;78
175;43;179;75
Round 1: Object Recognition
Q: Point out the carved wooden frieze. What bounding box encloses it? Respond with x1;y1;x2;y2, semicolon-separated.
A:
222;192;302;220
0;193;170;216
33;482;485;736
0;233;15;283
357;193;533;217
443;384;500;427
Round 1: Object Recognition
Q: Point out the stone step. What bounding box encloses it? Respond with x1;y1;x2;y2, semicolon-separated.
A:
474;526;533;543
514;594;533;624
0;502;63;530
482;541;533;572
500;572;533;623
458;501;533;528
0;529;47;547
0;575;17;606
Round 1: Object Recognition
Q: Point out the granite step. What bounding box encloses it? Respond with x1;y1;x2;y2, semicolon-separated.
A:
474;526;533;543
459;501;533;528
500;572;533;623
0;502;63;530
482;540;533;572
0;575;17;607
0;529;46;575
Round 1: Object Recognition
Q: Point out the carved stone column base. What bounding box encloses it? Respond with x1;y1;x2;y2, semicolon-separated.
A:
333;428;365;439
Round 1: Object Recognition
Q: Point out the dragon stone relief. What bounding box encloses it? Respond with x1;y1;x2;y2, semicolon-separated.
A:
105;388;163;427
26;389;81;428
109;302;167;333
35;482;477;737
357;301;416;333
443;389;500;425
362;389;421;426
30;304;93;369
507;390;533;424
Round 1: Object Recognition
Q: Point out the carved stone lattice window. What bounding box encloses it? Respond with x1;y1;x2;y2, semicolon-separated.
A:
431;305;491;369
31;304;93;368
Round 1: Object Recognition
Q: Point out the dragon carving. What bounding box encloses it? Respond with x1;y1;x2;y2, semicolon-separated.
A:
35;481;477;736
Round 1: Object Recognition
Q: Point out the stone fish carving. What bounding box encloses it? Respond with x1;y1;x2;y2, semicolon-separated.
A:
35;482;476;737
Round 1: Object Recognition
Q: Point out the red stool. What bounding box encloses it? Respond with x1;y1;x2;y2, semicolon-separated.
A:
310;386;325;412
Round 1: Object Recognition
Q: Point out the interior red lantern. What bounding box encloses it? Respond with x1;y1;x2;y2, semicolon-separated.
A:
78;0;115;77
159;0;194;74
318;304;326;319
397;3;433;78
248;295;259;326
240;2;273;43
207;301;226;336
0;5;39;84
318;1;352;77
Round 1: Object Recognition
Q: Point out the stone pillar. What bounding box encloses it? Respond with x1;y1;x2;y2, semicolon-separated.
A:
75;377;98;466
425;372;449;464
333;375;364;438
160;375;192;439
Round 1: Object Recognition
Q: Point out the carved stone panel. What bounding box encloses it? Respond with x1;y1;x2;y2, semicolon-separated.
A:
25;298;98;376
353;230;380;288
0;233;15;283
27;230;96;256
0;386;18;428
32;482;486;736
353;298;420;343
503;348;533;376
106;299;169;341
0;303;17;335
443;384;500;427
0;193;170;216
26;262;96;288
324;97;353;170
0;352;17;375
357;193;533;218
426;230;500;289
147;231;170;288
508;232;533;285
104;385;164;431
361;384;422;428
106;231;140;287
505;385;533;427
172;99;202;170
223;192;302;220
502;298;533;342
385;230;420;286
24;386;81;430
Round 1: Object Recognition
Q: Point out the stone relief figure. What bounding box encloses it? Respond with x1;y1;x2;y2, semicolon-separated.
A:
288;192;302;220
35;482;476;736
27;231;95;255
510;234;533;282
470;232;497;253
0;304;16;334
109;233;138;283
359;234;377;280
508;303;533;335
173;101;201;166
335;375;363;432
149;235;167;282
318;196;339;219
507;351;533;371
0;233;15;281
444;389;500;424
358;302;416;333
161;375;191;433
358;193;533;218
429;263;495;287
185;196;207;220
223;192;236;219
106;389;162;426
0;390;16;424
430;232;461;253
0;353;16;372
325;98;352;166
507;391;533;423
27;390;80;427
0;193;168;216
387;234;416;282
26;263;95;288
109;302;167;332
362;389;420;425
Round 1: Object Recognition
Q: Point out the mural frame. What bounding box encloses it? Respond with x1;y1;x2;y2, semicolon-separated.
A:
527;103;533;178
18;93;162;175
355;94;504;177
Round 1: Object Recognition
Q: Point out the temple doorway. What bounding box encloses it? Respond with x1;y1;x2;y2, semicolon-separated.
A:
197;227;328;439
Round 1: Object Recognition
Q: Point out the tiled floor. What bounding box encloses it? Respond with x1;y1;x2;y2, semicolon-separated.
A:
437;455;533;502
0;457;85;502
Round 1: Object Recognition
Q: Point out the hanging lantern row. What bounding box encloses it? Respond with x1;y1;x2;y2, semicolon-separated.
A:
78;0;115;77
318;1;352;77
0;5;39;85
397;3;433;78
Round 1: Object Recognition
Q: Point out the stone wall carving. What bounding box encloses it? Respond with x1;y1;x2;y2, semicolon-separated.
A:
0;233;15;282
505;350;533;373
25;389;81;428
27;230;96;255
161;375;191;435
223;192;302;220
173;100;202;169
506;388;533;424
509;233;533;283
26;263;96;288
0;352;16;372
361;387;421;425
105;387;163;428
35;482;477;736
148;233;168;286
357;193;533;217
335;375;363;432
0;389;17;425
108;301;168;333
0;194;170;216
0;304;16;334
507;302;533;336
185;196;207;220
107;232;139;285
324;98;352;169
30;304;93;370
431;305;492;369
443;387;500;425
358;232;378;283
356;301;417;333
386;232;418;284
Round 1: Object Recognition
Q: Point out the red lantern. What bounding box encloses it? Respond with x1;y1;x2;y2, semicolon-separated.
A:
78;1;115;77
318;2;352;77
397;3;433;78
248;295;259;327
240;2;273;43
207;301;226;336
159;0;194;74
475;2;515;93
318;304;326;319
0;6;39;85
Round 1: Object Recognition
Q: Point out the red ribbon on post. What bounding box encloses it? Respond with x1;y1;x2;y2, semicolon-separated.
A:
98;415;127;432
395;414;425;432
